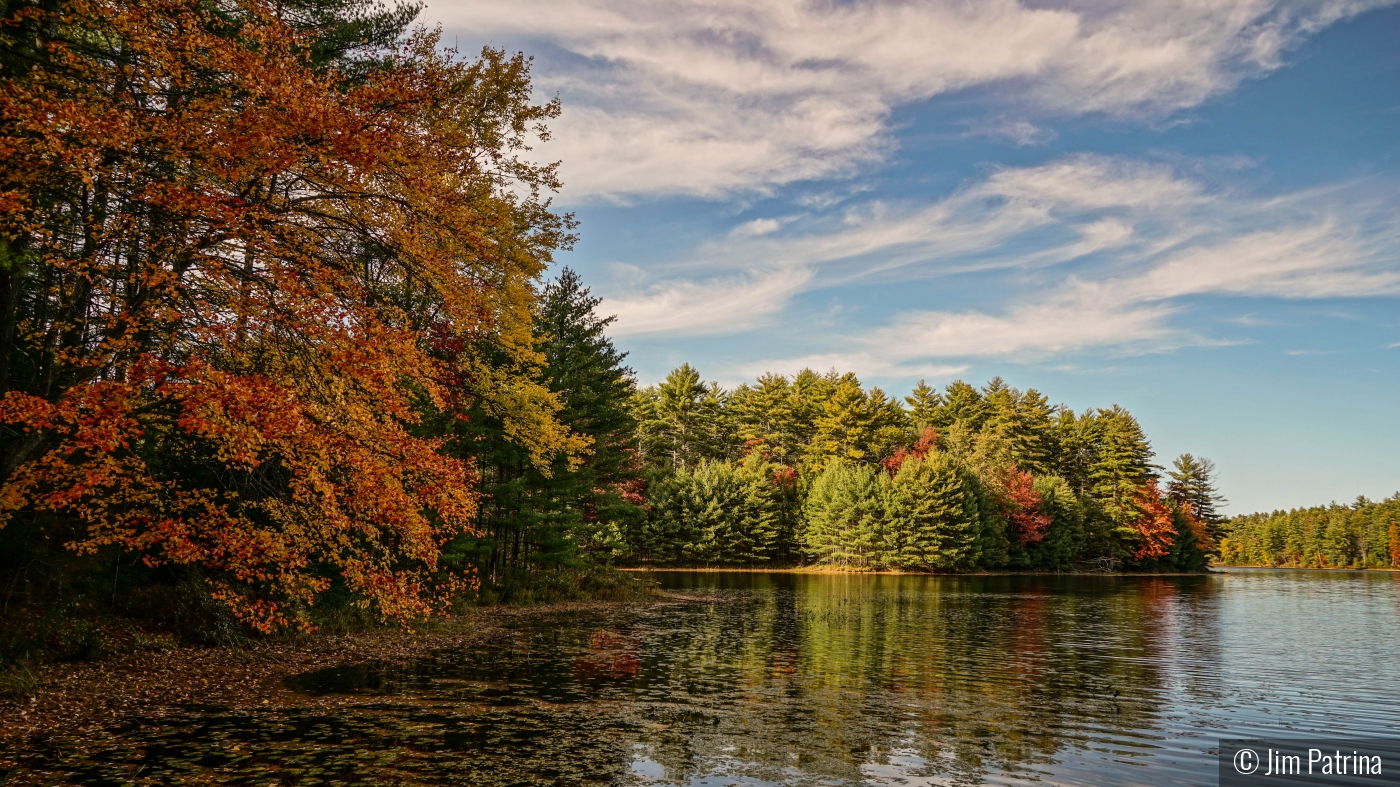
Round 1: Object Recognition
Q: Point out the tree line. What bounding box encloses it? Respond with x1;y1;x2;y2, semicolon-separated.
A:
610;366;1222;572
441;277;1228;576
1220;496;1400;569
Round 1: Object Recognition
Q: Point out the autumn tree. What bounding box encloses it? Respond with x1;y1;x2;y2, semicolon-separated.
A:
997;466;1052;546
881;425;938;474
1129;480;1177;561
0;0;575;628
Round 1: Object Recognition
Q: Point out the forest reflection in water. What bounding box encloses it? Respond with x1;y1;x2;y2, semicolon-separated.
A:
19;570;1400;786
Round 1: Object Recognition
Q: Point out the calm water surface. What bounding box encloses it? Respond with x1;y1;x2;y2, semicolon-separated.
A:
18;570;1400;785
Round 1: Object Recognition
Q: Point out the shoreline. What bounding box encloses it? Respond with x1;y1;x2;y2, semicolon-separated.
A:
620;566;1211;577
622;565;1400;576
1210;564;1400;573
0;596;687;760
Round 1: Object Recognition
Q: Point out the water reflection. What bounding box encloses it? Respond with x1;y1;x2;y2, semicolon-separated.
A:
627;574;1225;786
14;570;1400;786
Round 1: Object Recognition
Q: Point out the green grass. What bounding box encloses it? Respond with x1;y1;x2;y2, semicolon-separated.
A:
0;658;39;698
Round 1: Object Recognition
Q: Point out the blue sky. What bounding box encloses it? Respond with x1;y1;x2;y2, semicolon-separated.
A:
430;0;1400;514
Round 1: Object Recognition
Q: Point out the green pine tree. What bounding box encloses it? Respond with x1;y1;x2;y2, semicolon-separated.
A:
800;461;888;569
443;268;643;577
1087;405;1156;525
633;365;733;469
1167;454;1227;536
1024;475;1086;571
532;268;645;563
904;380;944;429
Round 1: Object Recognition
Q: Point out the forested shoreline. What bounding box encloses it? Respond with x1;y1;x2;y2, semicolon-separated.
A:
1220;496;1400;569
612;368;1220;574
1;0;1393;692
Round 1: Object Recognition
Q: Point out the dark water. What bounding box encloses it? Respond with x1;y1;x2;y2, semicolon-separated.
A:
14;570;1400;785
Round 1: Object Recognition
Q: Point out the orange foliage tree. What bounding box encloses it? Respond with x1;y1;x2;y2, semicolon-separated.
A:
1129;480;1176;560
881;425;938;474
0;0;577;629
1175;504;1215;554
998;465;1051;546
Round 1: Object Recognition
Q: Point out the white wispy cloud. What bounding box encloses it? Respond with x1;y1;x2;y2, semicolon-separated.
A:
1130;222;1400;299
609;155;1399;362
727;353;970;386
834;213;1400;365
675;155;1208;280
961;116;1058;147
606;267;813;337
866;290;1183;360
429;0;1394;198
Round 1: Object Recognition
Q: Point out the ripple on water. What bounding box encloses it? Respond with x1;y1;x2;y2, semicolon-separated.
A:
14;570;1400;786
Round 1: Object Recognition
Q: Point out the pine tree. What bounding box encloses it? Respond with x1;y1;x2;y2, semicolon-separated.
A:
1167;454;1227;535
808;375;908;466
1050;408;1097;496
447;268;642;576
532;269;645;563
639;466;704;563
732;453;785;563
729;373;807;465
905;380;944;429
887;454;986;570
789;368;836;451
939;380;988;431
272;0;424;69
800;462;887;568
687;461;747;563
634;364;732;469
1025;475;1086;570
980;381;1055;475
1087;406;1156;525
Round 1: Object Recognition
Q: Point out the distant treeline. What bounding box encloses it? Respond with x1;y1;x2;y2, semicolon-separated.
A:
609;366;1222;572
1221;496;1400;569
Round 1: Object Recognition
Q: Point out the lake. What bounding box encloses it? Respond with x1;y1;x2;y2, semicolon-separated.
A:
16;569;1400;785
